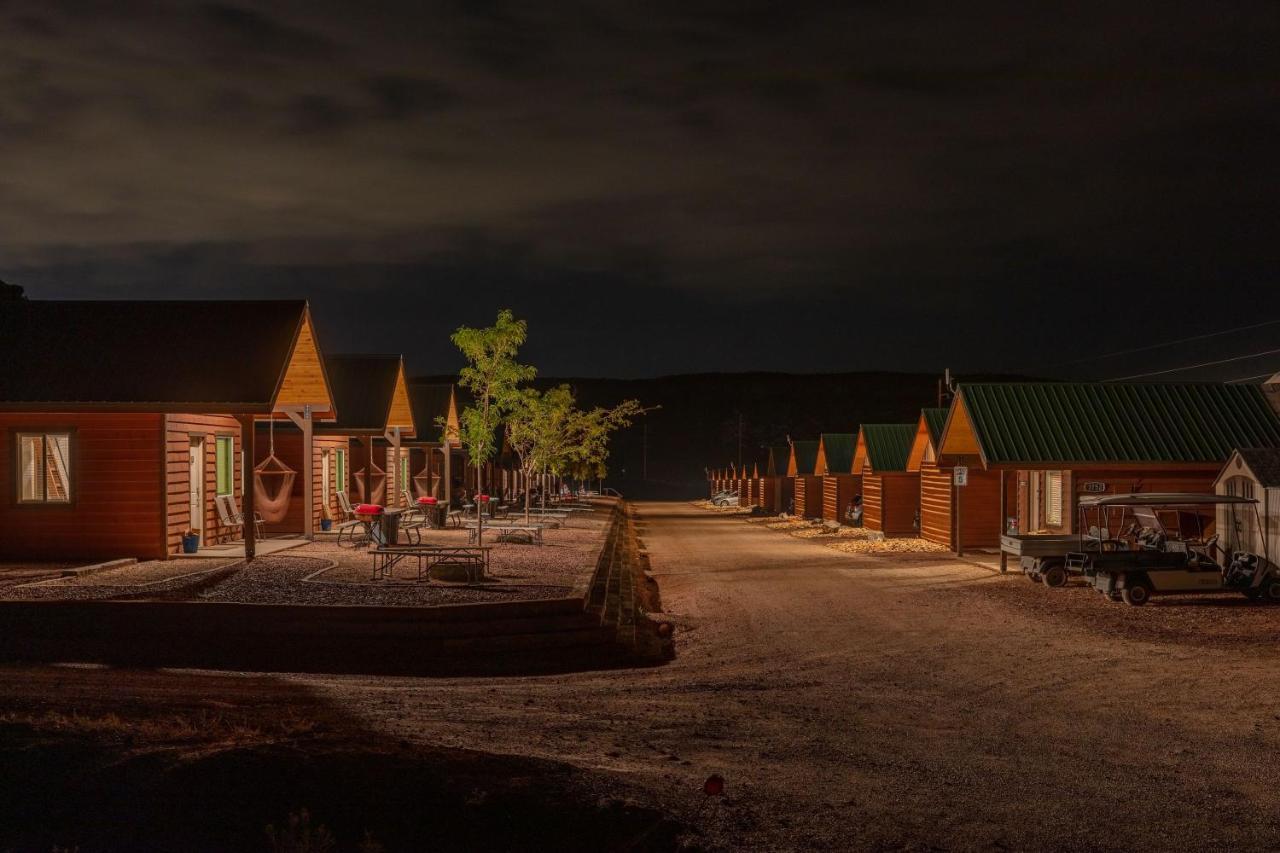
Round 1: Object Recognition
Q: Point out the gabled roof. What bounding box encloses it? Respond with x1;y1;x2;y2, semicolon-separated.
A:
1221;447;1280;488
316;355;415;436
907;408;949;472
853;424;916;474
940;383;1280;467
765;445;790;476
787;440;820;476
404;382;455;445
816;433;855;476
0;300;333;415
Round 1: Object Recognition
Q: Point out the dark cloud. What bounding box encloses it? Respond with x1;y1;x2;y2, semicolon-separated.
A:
0;1;1277;379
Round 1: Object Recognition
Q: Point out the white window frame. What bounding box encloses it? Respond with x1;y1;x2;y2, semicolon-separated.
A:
16;431;74;505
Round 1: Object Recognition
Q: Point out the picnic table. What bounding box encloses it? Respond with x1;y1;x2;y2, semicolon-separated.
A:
466;521;545;545
371;544;491;582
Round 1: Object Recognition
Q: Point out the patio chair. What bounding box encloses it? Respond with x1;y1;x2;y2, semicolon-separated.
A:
216;494;264;542
333;491;371;546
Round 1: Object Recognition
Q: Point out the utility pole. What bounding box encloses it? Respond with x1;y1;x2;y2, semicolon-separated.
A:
737;412;743;471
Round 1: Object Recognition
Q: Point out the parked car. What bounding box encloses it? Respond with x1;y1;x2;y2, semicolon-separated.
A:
711;490;739;507
1066;493;1280;606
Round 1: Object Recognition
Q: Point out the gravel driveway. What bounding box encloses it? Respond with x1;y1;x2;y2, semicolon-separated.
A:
4;501;1279;850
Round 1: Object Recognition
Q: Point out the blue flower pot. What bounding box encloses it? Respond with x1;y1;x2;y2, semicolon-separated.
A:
320;518;332;532
181;534;200;554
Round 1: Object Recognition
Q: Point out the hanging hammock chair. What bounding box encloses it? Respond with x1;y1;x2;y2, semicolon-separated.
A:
253;419;297;524
412;467;435;499
354;462;387;505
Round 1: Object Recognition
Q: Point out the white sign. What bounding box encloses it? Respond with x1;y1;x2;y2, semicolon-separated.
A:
954;466;968;487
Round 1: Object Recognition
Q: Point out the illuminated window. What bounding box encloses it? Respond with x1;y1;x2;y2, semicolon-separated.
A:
215;435;235;496
17;432;72;504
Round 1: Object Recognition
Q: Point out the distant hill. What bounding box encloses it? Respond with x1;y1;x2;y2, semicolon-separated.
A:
412;371;1031;496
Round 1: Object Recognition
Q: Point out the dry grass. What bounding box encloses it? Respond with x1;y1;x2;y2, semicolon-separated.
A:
824;536;950;554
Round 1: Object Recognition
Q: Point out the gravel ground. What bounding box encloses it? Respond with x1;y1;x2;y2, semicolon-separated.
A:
0;508;612;607
717;504;951;553
9;501;1280;850
0;561;80;591
1;561;237;601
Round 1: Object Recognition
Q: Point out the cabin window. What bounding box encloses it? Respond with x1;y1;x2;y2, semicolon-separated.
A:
334;449;347;493
16;432;73;504
215;436;235;496
1045;471;1063;526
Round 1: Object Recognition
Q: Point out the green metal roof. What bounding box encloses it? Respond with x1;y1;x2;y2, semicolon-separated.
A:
791;440;820;475
766;445;791;476
818;433;855;474
921;408;949;448
959;383;1280;465
860;424;916;472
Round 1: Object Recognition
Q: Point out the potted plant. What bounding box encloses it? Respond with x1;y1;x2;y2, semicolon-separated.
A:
320;506;333;532
181;529;200;554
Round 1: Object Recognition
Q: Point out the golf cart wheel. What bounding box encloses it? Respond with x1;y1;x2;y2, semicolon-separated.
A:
1261;579;1280;604
1040;563;1068;588
1121;580;1152;607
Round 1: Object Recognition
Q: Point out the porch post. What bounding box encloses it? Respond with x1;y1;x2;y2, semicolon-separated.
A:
443;443;452;505
238;414;257;562
390;427;401;506
301;406;313;538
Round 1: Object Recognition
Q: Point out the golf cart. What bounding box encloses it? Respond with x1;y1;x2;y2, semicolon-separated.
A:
1005;500;1161;587
1063;493;1280;606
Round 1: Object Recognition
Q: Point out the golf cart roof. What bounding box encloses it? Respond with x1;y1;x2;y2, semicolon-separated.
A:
1078;492;1257;508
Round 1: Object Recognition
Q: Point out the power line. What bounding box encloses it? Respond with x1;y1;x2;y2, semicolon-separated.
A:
1225;371;1280;384
1102;347;1280;382
1041;317;1280;370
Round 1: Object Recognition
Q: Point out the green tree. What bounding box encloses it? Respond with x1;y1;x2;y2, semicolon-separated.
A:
505;384;577;522
447;309;535;544
565;399;646;493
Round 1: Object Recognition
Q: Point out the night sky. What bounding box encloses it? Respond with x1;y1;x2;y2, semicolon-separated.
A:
2;2;1277;380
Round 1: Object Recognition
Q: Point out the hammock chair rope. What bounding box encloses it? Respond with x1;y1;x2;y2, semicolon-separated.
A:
354;459;387;505
253;417;297;524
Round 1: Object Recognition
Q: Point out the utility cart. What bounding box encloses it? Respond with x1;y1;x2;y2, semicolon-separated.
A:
1064;493;1280;606
1002;534;1090;587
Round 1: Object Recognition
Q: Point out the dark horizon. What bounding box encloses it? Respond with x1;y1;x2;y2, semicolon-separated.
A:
3;2;1278;381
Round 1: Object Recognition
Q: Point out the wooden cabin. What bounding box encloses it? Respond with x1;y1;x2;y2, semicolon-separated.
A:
760;445;790;514
908;408;1000;551
815;432;858;523
787;440;822;518
853;424;920;536
402;381;461;505
310;355;416;513
1215;448;1280;561
937;382;1280;541
0;300;334;560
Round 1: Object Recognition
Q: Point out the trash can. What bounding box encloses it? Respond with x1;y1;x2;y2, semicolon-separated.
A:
380;508;403;546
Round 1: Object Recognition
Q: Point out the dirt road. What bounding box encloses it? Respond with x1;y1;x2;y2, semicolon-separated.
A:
5;501;1280;850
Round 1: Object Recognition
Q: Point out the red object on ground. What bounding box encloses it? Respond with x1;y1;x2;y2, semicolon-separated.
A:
704;774;725;796
355;504;384;515
417;497;438;505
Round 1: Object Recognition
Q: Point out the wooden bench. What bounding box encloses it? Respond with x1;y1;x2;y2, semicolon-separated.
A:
371;545;491;582
466;522;545;546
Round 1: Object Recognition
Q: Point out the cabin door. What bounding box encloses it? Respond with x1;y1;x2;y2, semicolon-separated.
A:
189;437;205;544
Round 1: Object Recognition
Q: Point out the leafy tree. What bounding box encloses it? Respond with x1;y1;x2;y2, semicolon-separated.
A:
445;309;535;544
565;399;646;492
0;279;26;301
505;385;576;522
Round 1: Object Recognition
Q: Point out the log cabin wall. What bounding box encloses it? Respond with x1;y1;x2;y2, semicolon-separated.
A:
0;413;167;561
1005;466;1217;536
864;472;921;535
760;477;776;513
796;475;823;518
165;413;242;554
821;474;861;523
919;461;1003;549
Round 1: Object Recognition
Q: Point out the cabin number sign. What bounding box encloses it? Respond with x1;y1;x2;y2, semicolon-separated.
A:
953;466;968;487
1082;481;1107;493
